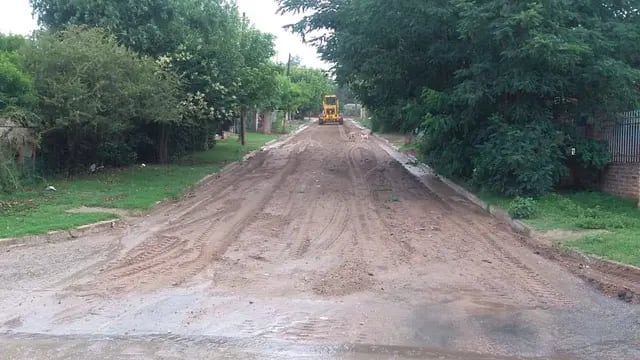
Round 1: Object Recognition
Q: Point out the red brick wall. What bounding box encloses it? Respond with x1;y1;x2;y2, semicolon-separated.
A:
601;163;640;200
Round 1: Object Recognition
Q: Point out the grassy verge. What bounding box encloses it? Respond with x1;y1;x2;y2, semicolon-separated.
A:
0;132;278;238
271;115;306;134
478;190;640;266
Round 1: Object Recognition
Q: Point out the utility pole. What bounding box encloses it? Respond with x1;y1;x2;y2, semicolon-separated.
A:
240;12;247;146
283;53;292;133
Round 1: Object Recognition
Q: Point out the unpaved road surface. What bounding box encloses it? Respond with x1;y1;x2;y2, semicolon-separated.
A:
1;123;639;359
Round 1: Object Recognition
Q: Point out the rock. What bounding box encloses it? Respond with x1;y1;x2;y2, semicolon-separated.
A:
618;290;634;303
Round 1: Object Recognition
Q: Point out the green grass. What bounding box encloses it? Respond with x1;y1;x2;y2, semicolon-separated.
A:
479;191;640;266
0;132;278;238
565;231;640;267
399;142;419;153
180;132;278;165
270;116;304;134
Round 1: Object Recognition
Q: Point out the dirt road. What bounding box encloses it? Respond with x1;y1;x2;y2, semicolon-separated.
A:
1;122;639;359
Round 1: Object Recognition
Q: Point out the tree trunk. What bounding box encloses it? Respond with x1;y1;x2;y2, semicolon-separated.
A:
66;132;77;177
263;111;272;134
240;108;246;146
158;123;169;163
282;111;288;134
203;123;209;150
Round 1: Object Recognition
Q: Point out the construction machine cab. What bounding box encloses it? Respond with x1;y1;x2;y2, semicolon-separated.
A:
319;95;343;125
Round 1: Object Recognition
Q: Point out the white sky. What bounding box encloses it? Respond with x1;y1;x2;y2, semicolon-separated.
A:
0;0;328;69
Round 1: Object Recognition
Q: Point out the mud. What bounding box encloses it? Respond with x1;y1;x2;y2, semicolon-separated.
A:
0;122;639;359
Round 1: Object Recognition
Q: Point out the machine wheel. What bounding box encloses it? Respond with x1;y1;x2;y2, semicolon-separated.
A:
319;119;324;125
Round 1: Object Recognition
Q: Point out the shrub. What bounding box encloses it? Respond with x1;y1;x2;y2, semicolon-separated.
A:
508;197;537;219
25;27;183;171
564;135;611;189
473;119;567;196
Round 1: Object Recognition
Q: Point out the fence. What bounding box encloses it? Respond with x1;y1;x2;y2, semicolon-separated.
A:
603;110;640;163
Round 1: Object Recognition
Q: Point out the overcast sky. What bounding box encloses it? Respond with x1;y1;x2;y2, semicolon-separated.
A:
0;0;328;69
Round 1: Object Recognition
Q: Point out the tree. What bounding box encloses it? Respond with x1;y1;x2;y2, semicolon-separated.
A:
0;34;36;193
236;25;277;144
277;74;304;119
0;34;34;113
279;0;640;195
31;0;282;151
289;66;334;116
24;27;182;171
30;0;179;56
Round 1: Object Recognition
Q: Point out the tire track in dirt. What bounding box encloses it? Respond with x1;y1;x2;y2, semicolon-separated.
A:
192;129;358;295
349;134;562;354
86;145;304;293
302;129;382;296
309;142;381;295
367;139;575;308
268;135;349;260
345;137;424;266
161;153;272;224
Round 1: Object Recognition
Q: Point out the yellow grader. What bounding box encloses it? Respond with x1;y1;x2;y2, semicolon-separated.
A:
318;94;344;125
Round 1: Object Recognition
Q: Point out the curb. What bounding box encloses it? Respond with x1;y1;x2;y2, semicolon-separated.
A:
0;219;125;249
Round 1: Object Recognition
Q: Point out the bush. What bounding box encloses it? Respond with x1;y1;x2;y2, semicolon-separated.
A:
508;197;537;219
564;135;611;189
421;113;475;181
0;54;34;111
473;119;567;196
25;27;183;171
96;140;138;167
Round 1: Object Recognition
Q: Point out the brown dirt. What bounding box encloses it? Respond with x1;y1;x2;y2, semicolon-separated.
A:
517;233;640;304
0;122;638;359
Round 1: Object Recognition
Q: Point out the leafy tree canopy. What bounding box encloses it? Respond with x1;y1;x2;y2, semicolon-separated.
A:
0;34;34;114
24;27;183;169
279;0;640;195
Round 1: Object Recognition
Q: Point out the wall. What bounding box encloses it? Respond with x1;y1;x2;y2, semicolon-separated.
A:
601;163;640;202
